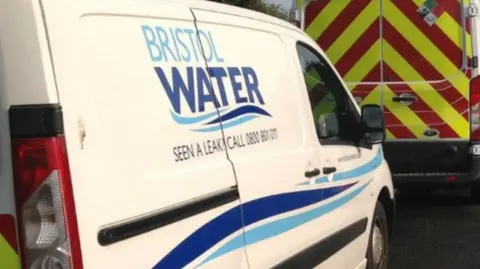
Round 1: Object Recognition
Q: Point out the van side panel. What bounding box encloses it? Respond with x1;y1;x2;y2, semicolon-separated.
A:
191;7;349;268
40;0;247;268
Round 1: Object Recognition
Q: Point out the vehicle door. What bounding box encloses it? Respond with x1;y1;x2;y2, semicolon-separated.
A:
382;0;471;140
190;4;328;268
295;40;382;269
39;0;246;268
381;0;472;173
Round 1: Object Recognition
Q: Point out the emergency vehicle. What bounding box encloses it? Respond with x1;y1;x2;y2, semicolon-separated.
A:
0;0;395;268
298;0;480;196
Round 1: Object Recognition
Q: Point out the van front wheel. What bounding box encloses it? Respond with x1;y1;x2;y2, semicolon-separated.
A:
366;202;389;269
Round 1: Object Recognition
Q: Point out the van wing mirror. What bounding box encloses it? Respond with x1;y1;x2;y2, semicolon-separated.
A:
361;104;385;144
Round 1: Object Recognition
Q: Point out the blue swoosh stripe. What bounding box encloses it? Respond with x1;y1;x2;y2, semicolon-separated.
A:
152;205;243;269
241;182;357;227
297;176;328;186
192;115;258;132
152;182;357;269
199;180;371;266
153;150;382;268
170;109;226;125
315;176;329;183
333;149;382;181
206;105;272;125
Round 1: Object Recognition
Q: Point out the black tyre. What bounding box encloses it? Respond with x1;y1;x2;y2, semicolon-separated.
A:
366;201;389;269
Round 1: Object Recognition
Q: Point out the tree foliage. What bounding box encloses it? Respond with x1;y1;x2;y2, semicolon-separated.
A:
221;0;290;21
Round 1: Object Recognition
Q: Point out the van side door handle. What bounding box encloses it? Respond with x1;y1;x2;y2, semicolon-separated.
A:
322;166;337;175
304;168;320;178
392;95;417;103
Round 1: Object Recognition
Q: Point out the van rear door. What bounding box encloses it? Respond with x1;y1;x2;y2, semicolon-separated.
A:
39;0;246;268
382;0;470;140
305;0;473;174
381;0;473;174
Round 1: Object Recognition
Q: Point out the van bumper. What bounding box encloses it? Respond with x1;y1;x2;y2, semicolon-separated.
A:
383;141;480;187
392;161;480;186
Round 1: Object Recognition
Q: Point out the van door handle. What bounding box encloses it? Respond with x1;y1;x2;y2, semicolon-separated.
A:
322;166;337;175
304;168;320;178
392;95;417;103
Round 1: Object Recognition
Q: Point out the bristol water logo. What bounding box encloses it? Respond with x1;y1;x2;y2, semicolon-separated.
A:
142;25;272;132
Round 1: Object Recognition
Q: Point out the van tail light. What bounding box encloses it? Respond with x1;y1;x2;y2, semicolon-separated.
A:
471;75;480;141
9;104;83;269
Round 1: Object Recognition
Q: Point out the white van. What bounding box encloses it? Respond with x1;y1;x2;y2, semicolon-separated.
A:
0;0;395;269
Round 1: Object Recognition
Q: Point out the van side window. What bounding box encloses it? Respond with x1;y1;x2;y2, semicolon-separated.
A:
296;43;361;145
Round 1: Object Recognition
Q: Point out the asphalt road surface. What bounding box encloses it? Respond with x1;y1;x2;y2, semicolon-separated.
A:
389;189;480;269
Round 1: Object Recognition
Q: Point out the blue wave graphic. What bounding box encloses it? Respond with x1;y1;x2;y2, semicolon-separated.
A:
333;149;382;181
297;148;382;186
153;149;382;268
206;105;272;125
241;183;357;227
170;105;269;132
191;115;258;133
297;176;328;186
152;204;243;269
199;180;371;266
170;108;227;125
152;182;356;269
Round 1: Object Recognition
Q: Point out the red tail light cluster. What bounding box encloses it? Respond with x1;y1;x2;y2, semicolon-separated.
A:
9;105;82;269
470;75;480;141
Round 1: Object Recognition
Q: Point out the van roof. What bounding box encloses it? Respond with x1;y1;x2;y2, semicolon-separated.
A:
183;0;304;34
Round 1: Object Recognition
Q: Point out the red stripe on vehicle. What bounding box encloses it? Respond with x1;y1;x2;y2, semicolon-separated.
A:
439;0;471;34
383;107;417;138
350;63;381;94
435;0;463;27
462;69;472;121
384;64;460;138
390;0;467;68
349;63;415;139
335;19;380;77
383;20;467;118
0;214;18;253
426;0;470;35
304;0;330;29
316;0;372;51
466;16;472;35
